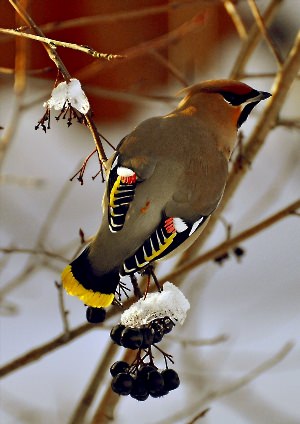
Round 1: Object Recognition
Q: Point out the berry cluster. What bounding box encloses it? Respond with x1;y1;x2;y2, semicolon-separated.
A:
110;361;179;400
109;317;180;400
110;316;174;349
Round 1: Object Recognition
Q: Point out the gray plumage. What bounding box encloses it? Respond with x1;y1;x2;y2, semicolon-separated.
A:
62;79;271;308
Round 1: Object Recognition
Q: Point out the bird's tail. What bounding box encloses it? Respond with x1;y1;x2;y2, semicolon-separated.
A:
61;247;120;308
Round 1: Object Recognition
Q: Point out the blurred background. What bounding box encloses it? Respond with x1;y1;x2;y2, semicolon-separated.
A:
0;0;299;423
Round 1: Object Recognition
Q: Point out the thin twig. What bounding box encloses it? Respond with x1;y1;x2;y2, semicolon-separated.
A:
276;118;300;129
0;247;69;263
240;71;286;79
247;0;283;66
223;0;248;40
230;0;283;79
150;49;189;87
0;28;123;61
169;333;228;347
55;281;70;338
0;65;53;75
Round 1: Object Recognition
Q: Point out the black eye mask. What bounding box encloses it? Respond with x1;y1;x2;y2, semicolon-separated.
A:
220;89;260;106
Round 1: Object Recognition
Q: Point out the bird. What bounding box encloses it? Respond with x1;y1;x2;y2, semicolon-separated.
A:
62;79;271;309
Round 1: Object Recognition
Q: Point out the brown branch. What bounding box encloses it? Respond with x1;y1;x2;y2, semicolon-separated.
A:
1;199;298;378
247;0;283;66
0;28;123;61
223;0;248;40
179;30;300;265
0;247;69;263
239;72;281;78
69;342;119;424
149;49;189;87
169;333;228;347
84;115;108;166
55;281;70;338
0;65;53;75
230;0;283;79
80;86;177;105
276;118;300;129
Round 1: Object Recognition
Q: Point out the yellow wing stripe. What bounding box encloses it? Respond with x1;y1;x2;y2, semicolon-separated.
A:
144;233;176;262
109;175;122;208
61;265;114;308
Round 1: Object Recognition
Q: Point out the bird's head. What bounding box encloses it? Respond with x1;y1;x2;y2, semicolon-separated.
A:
177;79;271;129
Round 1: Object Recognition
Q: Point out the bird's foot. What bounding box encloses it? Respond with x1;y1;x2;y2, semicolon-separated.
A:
130;273;143;299
143;265;162;295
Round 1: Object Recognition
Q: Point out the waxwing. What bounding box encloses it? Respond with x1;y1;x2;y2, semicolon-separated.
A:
62;80;271;308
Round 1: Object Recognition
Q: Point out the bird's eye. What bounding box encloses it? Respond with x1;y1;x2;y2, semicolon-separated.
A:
220;92;240;106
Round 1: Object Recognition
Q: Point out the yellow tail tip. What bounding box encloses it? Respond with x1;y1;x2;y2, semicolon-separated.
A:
61;265;114;308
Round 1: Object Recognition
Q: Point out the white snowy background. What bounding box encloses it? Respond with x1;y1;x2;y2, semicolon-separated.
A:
1;2;300;423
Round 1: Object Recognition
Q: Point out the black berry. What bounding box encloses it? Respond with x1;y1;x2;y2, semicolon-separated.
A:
162;317;174;334
151;321;164;343
214;252;230;265
130;376;149;401
110;361;130;377
161;369;180;391
140;325;155;348
233;246;245;258
150;387;169;398
147;370;164;395
111;372;133;396
121;327;143;349
86;307;106;324
110;324;125;345
138;364;157;381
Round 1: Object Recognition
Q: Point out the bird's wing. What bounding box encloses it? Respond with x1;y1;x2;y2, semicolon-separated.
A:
107;154;138;233
106;148;157;233
120;213;208;275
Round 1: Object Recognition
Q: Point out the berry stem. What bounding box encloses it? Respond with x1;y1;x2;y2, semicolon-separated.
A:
153;344;174;366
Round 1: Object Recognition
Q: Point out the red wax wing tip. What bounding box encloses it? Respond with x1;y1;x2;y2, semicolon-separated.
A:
120;175;137;184
164;218;175;234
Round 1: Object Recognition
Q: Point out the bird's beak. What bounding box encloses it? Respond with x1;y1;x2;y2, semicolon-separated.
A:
241;90;272;107
255;91;272;102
